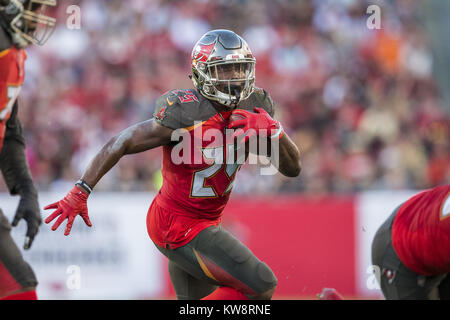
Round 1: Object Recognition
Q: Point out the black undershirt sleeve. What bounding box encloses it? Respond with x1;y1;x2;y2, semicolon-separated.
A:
0;101;37;197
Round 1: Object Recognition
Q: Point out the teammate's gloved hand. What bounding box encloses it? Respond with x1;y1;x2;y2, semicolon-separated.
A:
12;190;41;250
44;186;92;236
228;107;282;143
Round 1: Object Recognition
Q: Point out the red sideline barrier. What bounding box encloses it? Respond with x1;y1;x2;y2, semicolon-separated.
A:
163;194;356;298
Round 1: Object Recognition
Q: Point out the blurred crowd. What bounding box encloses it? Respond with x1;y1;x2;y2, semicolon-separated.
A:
6;0;449;194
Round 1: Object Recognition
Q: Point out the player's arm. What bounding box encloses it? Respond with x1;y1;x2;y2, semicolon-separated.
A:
80;119;173;188
44;119;174;236
229;89;301;177
272;131;301;177
229;108;301;177
0;102;41;249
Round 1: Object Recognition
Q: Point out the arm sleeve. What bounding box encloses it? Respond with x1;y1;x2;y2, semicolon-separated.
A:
0;101;37;197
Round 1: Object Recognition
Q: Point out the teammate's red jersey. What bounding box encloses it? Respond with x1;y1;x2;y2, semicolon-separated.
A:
0;46;26;151
392;185;450;275
147;88;275;249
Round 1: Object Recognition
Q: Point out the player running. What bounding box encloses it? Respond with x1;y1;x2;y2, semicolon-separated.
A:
0;0;56;300
372;184;450;299
44;29;301;300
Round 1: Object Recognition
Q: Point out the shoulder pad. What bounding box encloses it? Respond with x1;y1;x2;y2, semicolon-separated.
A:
154;89;217;129
238;87;275;117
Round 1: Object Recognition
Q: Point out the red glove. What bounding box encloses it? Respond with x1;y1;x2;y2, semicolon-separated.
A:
44;186;92;236
228;107;283;143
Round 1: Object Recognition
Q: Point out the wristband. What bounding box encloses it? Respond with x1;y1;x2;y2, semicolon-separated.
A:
270;122;284;140
75;179;93;195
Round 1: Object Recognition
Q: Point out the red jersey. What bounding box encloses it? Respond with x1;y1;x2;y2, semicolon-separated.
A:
147;88;275;248
392;185;450;275
0;46;26;151
156;112;239;218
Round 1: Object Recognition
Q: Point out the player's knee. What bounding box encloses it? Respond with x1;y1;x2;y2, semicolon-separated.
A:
249;287;276;300
247;262;277;300
258;261;278;288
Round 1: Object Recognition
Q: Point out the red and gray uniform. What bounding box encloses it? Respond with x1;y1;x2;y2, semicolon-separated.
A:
372;185;450;300
0;28;38;297
146;87;277;299
148;87;274;249
0;44;25;150
392;185;450;276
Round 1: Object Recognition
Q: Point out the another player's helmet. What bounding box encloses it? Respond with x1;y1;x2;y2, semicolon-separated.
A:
0;0;57;48
191;29;256;108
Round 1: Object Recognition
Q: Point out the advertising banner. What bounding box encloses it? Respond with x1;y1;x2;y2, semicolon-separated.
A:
1;192;163;300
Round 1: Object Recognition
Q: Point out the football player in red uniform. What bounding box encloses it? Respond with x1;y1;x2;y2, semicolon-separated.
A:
45;30;301;300
372;185;450;299
0;0;56;300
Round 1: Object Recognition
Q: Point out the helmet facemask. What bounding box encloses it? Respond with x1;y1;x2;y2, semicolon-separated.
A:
199;60;255;107
1;0;57;48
